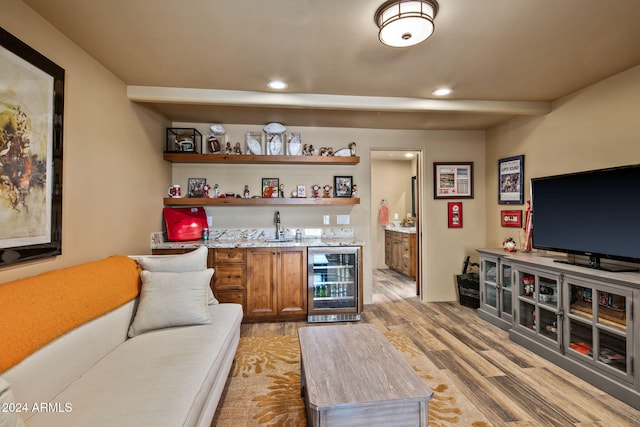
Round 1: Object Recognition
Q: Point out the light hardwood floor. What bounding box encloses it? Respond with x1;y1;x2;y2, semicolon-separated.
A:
240;268;640;426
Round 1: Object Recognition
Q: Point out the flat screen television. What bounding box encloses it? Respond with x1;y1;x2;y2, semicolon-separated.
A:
531;164;640;272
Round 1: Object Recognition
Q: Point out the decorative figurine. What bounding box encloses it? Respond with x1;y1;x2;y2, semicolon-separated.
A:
225;142;232;154
279;184;285;198
322;184;332;198
349;142;357;156
503;237;517;252
351;184;358;198
213;184;220;198
308;145;315;155
234;142;242;155
243;185;250;198
311;184;320;198
202;183;211;198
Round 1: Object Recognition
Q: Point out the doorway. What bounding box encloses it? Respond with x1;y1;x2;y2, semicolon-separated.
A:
370;149;422;296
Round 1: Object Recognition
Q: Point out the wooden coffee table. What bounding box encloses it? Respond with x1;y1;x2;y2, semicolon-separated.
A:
298;324;433;427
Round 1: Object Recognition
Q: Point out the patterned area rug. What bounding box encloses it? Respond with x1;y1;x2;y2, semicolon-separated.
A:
212;330;492;426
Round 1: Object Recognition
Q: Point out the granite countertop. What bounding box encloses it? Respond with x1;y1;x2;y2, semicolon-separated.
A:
151;228;363;250
384;224;416;234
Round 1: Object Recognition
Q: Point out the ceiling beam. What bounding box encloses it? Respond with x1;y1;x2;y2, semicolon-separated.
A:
127;86;551;116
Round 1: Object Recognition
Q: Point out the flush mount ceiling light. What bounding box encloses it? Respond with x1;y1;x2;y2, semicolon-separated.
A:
267;80;288;90
374;0;439;48
432;87;453;96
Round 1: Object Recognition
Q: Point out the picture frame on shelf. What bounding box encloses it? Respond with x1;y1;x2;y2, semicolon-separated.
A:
501;210;523;227
498;155;524;204
0;28;65;267
187;178;206;198
334;176;353;198
297;185;306;198
434;162;474;199
262;178;279;198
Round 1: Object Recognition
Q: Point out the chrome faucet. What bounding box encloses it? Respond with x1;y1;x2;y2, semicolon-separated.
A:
274;211;282;240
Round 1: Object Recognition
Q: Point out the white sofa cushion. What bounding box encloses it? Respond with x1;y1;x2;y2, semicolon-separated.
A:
132;246;219;305
26;304;243;427
127;269;213;337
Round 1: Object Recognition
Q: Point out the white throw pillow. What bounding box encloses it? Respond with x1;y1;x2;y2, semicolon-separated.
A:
134;246;218;304
127;269;213;338
136;245;208;271
0;377;26;427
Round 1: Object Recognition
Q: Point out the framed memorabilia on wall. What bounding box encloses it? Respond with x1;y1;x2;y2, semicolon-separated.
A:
448;202;463;228
501;210;523;227
0;28;65;267
498;155;524;204
334;176;353;198
434;162;474;199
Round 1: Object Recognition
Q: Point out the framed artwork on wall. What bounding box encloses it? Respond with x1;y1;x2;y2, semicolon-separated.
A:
434;162;474;199
501;210;523;227
448;202;463;228
498;155;525;204
0;28;65;267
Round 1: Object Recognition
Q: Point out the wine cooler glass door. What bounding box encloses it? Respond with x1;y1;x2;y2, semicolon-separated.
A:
308;247;360;322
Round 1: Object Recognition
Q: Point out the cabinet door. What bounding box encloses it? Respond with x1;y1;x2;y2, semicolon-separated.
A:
277;248;307;317
500;261;513;321
246;248;278;317
480;256;498;313
384;231;392;267
564;275;632;382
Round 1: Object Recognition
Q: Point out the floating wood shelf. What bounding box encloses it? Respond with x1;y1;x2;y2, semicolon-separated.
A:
164;153;359;165
164;197;360;206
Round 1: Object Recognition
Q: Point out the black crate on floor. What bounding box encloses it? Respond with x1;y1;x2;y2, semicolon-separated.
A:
455;273;480;308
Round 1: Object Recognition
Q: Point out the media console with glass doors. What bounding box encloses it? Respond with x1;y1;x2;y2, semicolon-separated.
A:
477;248;640;410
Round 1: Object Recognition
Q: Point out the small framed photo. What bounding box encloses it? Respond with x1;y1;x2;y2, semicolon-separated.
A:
501;210;523;227
262;177;279;198
498;155;524;204
297;185;306;198
187;178;207;198
434;162;474;199
334;176;353;198
448;202;463;228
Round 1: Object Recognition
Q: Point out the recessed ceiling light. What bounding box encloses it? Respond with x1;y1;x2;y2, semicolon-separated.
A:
432;87;453;96
267;80;288;90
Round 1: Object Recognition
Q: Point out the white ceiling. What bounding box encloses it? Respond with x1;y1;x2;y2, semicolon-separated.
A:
23;0;640;130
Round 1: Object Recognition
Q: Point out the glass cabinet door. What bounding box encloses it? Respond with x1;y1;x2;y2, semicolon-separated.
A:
481;257;498;313
500;262;513;321
515;266;561;347
566;277;631;381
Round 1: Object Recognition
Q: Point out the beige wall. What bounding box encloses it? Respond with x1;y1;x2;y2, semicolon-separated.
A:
171;123;486;303
486;65;640;250
1;0;169;283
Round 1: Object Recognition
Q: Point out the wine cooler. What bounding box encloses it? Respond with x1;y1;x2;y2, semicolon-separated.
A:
307;246;361;322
